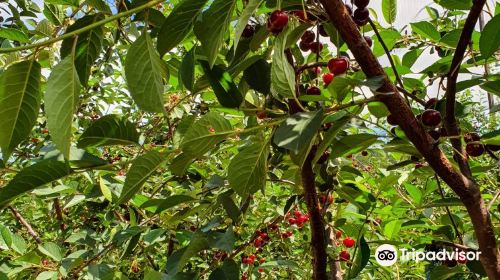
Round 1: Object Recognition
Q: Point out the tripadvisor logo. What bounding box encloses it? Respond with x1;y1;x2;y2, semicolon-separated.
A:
375;244;481;266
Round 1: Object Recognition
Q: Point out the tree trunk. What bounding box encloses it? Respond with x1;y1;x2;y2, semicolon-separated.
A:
302;151;328;280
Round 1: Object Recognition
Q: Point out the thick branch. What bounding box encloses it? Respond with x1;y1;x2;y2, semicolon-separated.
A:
8;206;42;243
445;0;487;178
317;0;500;278
302;152;327;280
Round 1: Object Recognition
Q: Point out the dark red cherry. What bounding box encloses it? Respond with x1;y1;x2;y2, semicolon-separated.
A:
301;30;316;43
299;40;311;51
424;98;438;109
309;42;323;54
364;36;373;47
306;86;321;95
354;0;370;8
464;132;480;143
328;57;349;75
421;109;441;127
466;143;485;157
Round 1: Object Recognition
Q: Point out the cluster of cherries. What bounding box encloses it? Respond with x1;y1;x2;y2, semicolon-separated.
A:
287;209;310;228
350;0;371;27
336;231;356;261
304;57;350;97
299;30;323;54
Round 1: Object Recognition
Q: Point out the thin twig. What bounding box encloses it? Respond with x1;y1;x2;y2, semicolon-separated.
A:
8;206;42;243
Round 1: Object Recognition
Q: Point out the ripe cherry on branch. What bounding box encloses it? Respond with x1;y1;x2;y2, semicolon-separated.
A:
241;24;255;38
354;0;370;8
328;57;349;75
306;86;321;95
323;73;334;86
421;109;442;127
267;10;289;34
343;237;356;248
339;250;350;261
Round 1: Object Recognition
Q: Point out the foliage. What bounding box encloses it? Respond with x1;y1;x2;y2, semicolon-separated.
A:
0;0;498;279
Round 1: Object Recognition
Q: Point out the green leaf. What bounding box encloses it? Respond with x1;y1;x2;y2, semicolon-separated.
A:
373;30;401;57
348;236;370;278
0;60;42;160
313;115;353;164
421;198;463;208
180;112;233;157
0;160;71;209
384;220;403;239
436;0;472;10
166;233;209;275
45;56;81;159
228;138;269;199
43;4;65;25
382;0;397;25
77;114;140;148
402;49;423;68
439;29;462;47
330;134;379;158
125;32;167;113
243;58;271;95
274;109;323;154
429;265;461;280
480;13;500;58
169;152;196;176
60;14;104;86
368;101;390;118
410;21;440;42
157;0;208;57
85;0;112;14
271;23;296;99
38;242;62;262
180;49;195;91
327;76;356;102
117;151;166;204
194;0;237;67
0;28;30;43
480;80;500;97
140;195;195;214
233;0;263;54
199;60;243;108
209;259;239;280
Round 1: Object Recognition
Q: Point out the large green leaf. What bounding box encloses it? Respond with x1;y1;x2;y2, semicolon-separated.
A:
382;0;397;25
117;151;167;204
313;115;352;163
228;138;269;199
0;28;30;43
199;61;243;108
410;21;440;42
271;23;296;99
233;0;263;54
125;32;167;113
0;60;41;160
193;0;237;67
273;109;323;154
60;14;104;86
43;4;65;25
180;112;233;157
243;58;271;95
480;80;500;98
140;195;195;214
347;236;370;279
0;160;71;209
38;242;63;262
209;259;239;280
45;56;81;159
479;13;500;59
179;48;195;92
77;114;140;148
157;0;208;57
373;30;401;57
436;0;472;10
166;233;209;275
330;134;379;158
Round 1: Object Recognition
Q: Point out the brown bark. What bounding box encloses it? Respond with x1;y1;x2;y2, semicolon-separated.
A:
317;0;500;278
302;152;328;280
9;206;42;244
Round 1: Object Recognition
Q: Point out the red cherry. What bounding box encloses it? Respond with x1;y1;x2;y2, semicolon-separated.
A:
424;98;438;109
299;40;311;51
339;250;350;261
386;114;398;126
322;73;334;86
241;275;248;280
256;110;267;119
486;144;500;152
415;162;424;169
208;127;216;133
258;267;265;273
466;143;485;157
353;8;369;26
308;42;323;54
259;257;266;264
293;10;307;21
421;109;442;127
364;36;373;47
464;132;480;143
301;30;316;43
335;230;342;239
306;86;321;95
42;259;49;266
343;237;356;248
288;218;297;224
267;10;289;34
313;66;322;75
241;24;255;38
354;0;370;8
328;57;349;75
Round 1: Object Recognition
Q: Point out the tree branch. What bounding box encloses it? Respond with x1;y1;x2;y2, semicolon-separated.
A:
317;0;500;278
444;0;487;178
8;206;42;243
302;151;327;280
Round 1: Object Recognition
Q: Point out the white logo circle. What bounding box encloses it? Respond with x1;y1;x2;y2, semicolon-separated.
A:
375;244;398;266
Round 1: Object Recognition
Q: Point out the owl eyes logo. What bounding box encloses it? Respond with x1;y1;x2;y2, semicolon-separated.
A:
375;244;398;266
